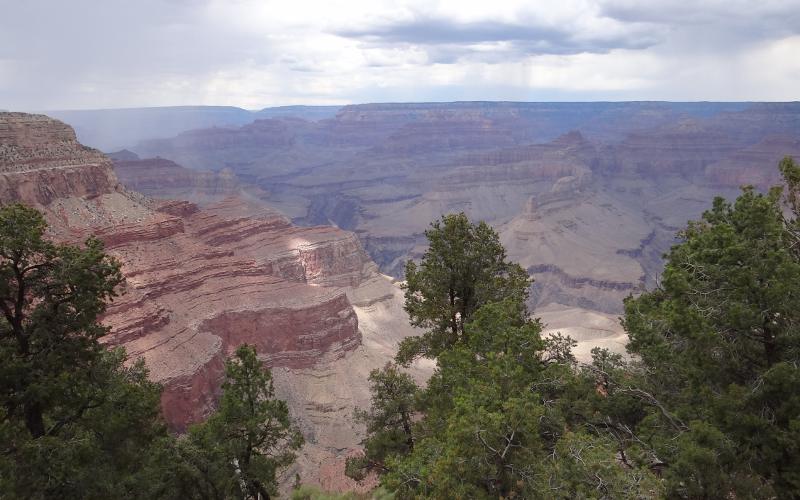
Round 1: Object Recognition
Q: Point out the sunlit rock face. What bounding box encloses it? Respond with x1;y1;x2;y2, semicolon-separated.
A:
0;112;426;491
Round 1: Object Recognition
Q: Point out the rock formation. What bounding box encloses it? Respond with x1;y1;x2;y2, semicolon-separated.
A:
0;112;425;491
110;153;261;204
118;102;800;360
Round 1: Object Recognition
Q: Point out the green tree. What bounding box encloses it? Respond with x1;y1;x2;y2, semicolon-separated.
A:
0;204;123;438
383;300;660;499
355;214;660;498
397;213;530;364
176;345;304;499
537;431;664;499
0;204;171;499
345;364;419;481
620;158;800;498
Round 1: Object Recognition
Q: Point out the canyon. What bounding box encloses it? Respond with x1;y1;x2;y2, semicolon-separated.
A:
113;102;800;355
5;101;800;491
0;111;425;491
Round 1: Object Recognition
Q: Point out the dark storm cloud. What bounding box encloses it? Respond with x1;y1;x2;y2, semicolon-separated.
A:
335;16;658;58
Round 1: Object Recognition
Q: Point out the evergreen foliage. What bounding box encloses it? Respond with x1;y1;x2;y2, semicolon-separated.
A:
619;157;800;498
382;301;662;499
345;364;418;481
356;213;663;498
0;204;168;499
396;213;530;364
170;345;304;499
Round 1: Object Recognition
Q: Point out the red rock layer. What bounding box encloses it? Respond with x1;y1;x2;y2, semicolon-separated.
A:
0;112;376;432
0;112;107;172
99;197;373;429
0;113;120;205
0;163;119;206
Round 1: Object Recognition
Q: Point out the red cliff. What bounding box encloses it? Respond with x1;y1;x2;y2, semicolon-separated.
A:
0;112;375;432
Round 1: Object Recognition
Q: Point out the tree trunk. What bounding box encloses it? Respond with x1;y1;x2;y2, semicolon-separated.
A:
25;401;45;438
401;409;414;451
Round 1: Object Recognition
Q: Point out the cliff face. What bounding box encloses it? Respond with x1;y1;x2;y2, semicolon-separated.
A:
0;112;423;491
0;113;120;206
110;152;268;206
125;102;800;323
704;136;800;188
102;204;366;428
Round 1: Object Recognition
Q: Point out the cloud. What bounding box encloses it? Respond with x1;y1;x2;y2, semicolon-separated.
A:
334;13;660;61
0;0;797;110
599;0;800;44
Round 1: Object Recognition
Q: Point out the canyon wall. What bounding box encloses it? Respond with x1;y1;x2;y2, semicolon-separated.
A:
0;112;424;491
110;151;265;204
123;102;800;337
37;101;800;486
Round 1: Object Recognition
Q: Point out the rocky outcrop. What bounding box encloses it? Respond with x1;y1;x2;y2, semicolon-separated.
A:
0;163;119;206
0;112;108;172
94;197;376;429
0;113;120;205
112;155;260;205
0;112;408;455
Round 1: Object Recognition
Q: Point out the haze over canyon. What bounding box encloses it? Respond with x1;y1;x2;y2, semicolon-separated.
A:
2;100;798;489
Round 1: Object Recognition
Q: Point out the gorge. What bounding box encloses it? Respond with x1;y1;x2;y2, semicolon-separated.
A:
105;101;800;358
0;111;423;491
4;101;800;491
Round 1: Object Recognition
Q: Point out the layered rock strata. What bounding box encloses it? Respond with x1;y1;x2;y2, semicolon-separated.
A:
0;112;423;491
127;103;800;321
111;152;268;206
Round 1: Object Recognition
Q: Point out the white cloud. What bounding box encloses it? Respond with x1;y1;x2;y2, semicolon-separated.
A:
0;0;797;110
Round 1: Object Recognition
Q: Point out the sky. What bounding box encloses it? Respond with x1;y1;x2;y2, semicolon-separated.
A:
1;0;799;110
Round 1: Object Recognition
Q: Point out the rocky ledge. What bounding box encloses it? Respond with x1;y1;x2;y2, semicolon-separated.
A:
0;113;378;434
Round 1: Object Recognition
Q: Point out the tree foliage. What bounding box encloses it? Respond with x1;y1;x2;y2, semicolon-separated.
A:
397;213;530;364
172;345;304;499
382;301;660;499
0;204;170;499
619;157;800;498
346;364;418;481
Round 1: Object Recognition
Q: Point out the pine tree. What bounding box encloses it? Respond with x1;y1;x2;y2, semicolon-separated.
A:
176;345;304;499
0;204;170;499
397;212;530;364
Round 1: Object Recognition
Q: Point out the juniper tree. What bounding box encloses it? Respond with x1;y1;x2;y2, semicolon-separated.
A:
621;158;800;498
0;204;169;499
397;212;530;364
177;345;304;500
